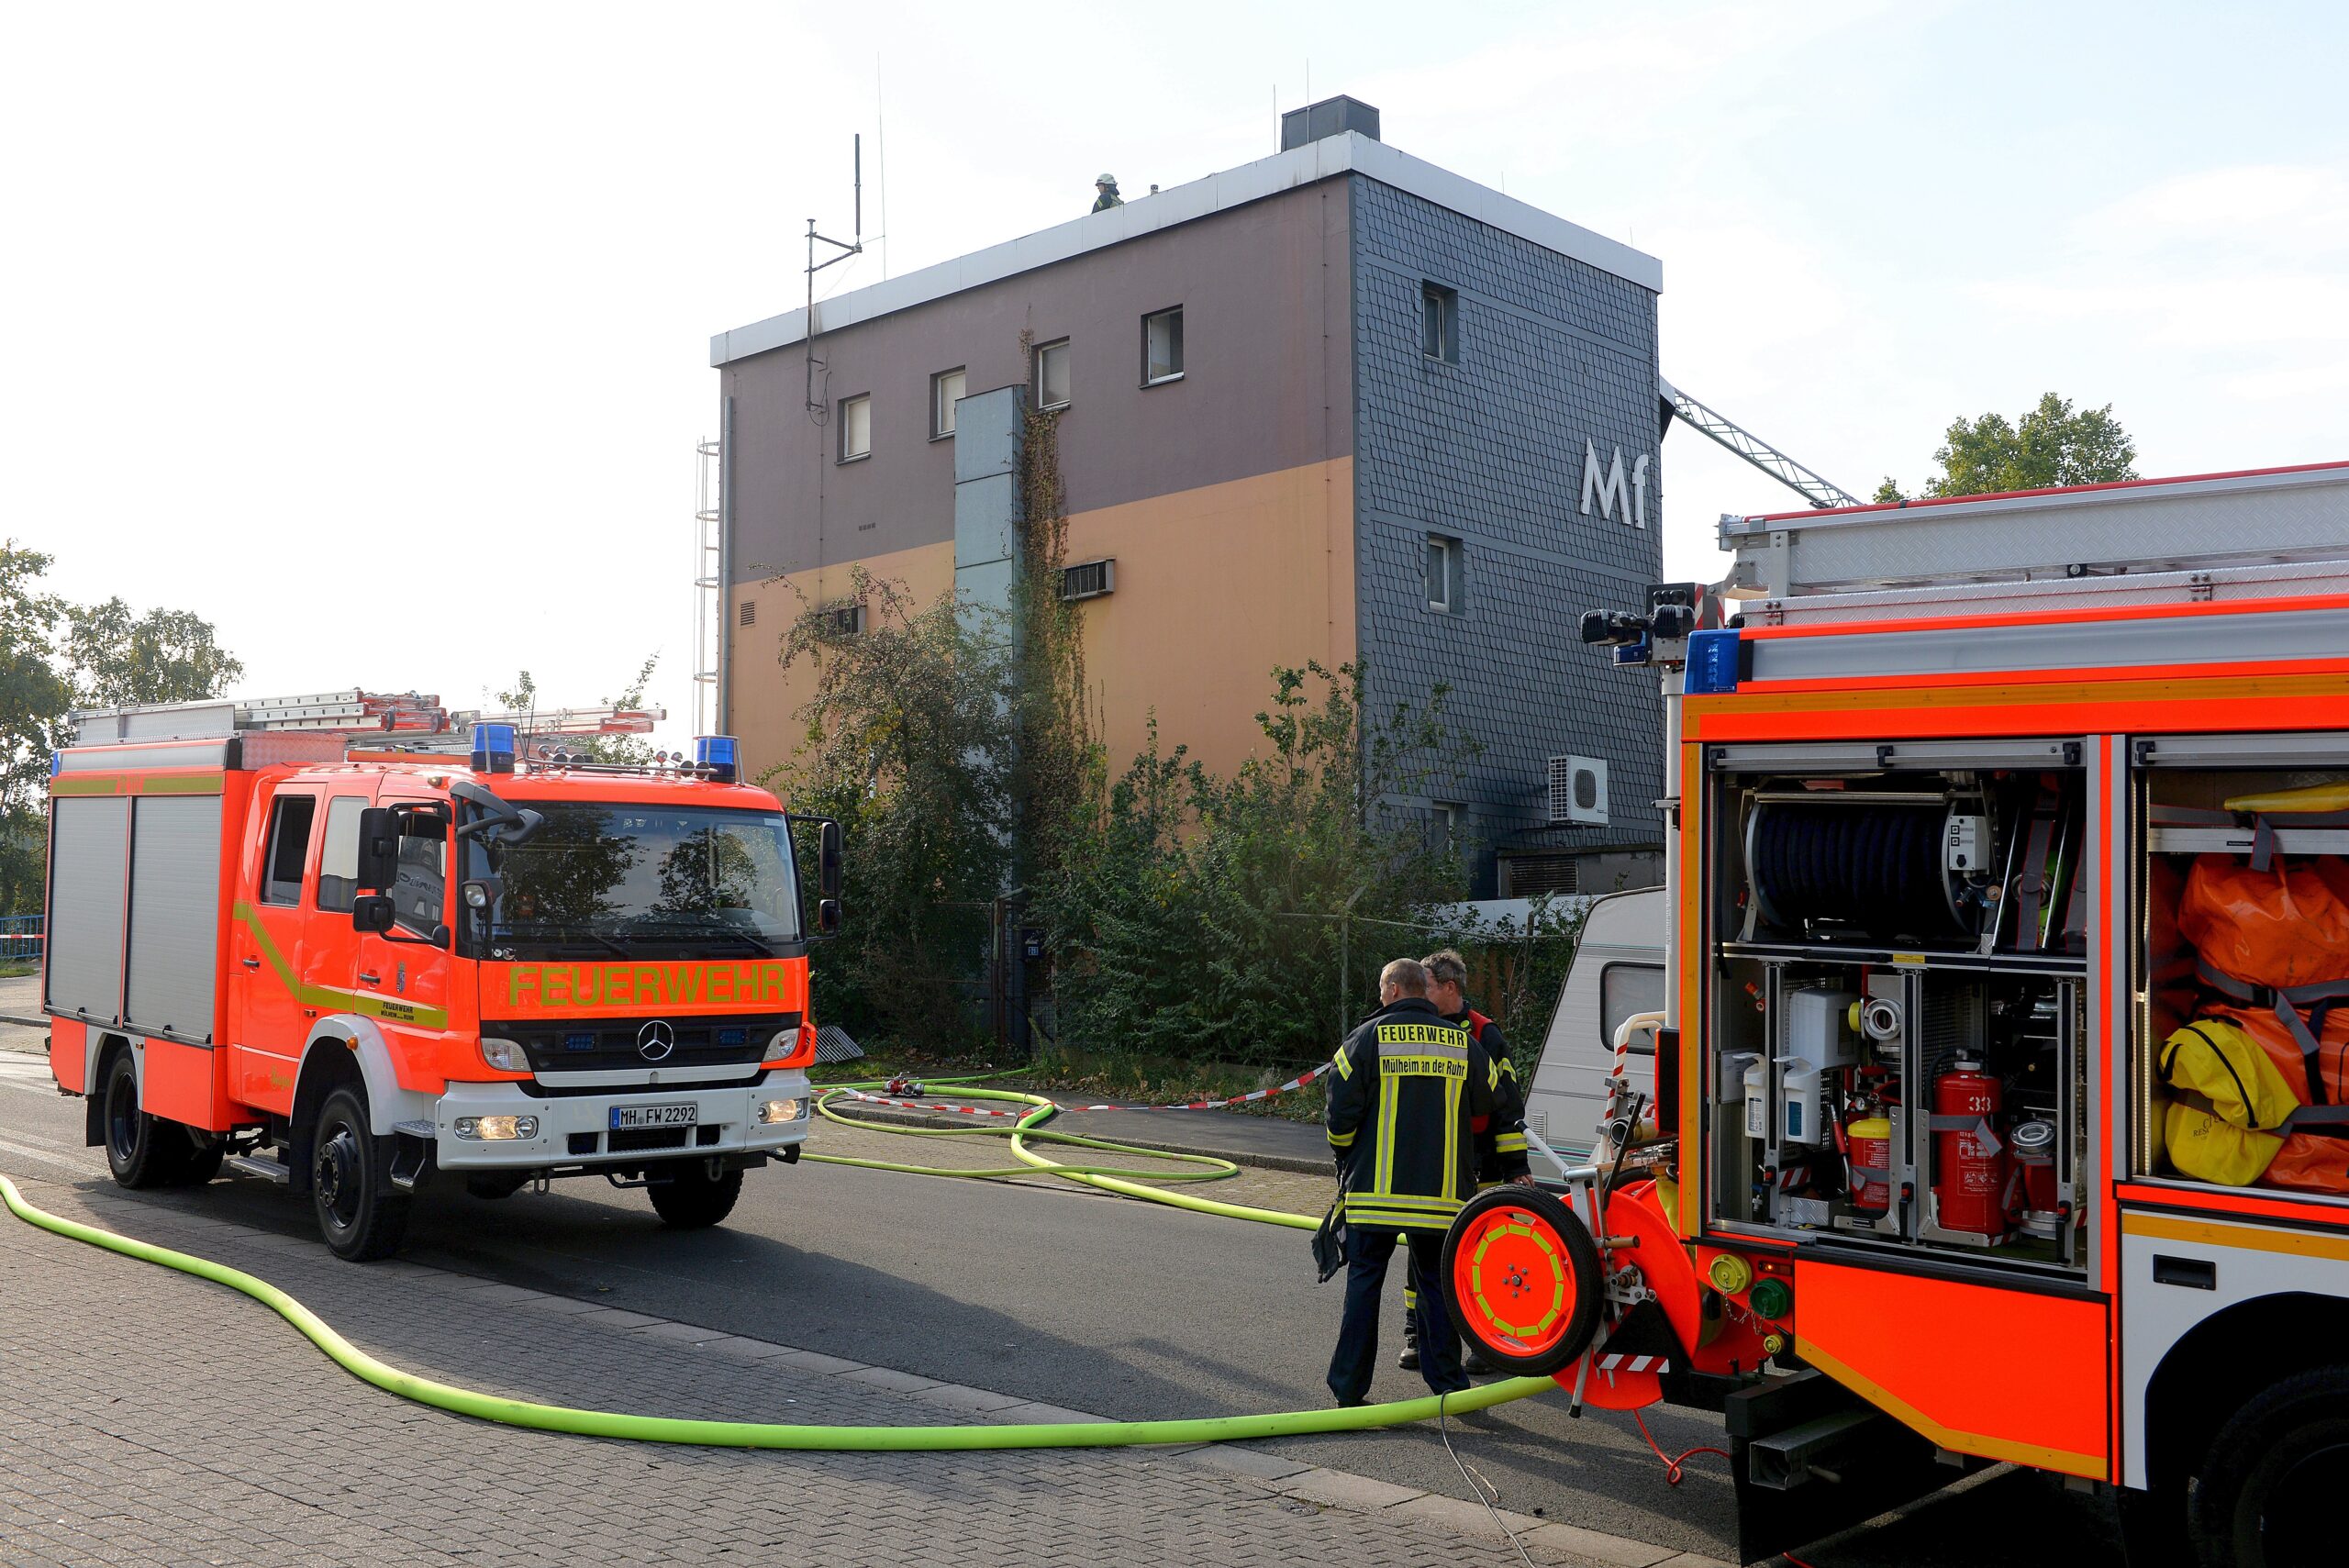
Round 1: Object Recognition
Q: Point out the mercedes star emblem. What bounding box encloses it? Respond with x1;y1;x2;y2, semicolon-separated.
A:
637;1019;676;1062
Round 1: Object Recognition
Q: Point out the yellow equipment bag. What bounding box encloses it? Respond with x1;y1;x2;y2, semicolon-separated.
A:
2159;1018;2303;1186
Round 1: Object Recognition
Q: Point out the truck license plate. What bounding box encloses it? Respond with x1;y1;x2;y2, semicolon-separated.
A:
610;1103;697;1131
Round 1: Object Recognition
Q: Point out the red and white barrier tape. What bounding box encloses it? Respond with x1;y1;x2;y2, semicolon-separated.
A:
829;1062;1330;1118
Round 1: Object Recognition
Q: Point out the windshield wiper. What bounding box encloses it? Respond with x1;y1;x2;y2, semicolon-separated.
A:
625;918;780;957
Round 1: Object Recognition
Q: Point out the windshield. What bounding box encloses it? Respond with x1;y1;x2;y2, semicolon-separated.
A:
464;802;801;960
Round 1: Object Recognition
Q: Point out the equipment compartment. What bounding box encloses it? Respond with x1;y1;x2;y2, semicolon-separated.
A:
2134;741;2349;1201
1702;744;2090;1277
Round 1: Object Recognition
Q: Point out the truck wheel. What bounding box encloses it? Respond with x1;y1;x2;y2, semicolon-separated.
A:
101;1050;187;1189
1439;1184;1605;1377
2188;1365;2349;1568
647;1162;742;1229
310;1085;411;1262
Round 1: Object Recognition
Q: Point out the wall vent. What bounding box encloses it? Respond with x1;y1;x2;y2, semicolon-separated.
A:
1546;755;1609;826
739;600;756;627
1060;559;1116;602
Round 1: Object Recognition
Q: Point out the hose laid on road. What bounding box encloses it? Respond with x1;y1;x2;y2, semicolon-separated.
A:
0;1173;1548;1450
806;1082;1319;1231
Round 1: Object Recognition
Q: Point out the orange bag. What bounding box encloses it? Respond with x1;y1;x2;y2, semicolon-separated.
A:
2200;1002;2349;1195
2179;854;2349;992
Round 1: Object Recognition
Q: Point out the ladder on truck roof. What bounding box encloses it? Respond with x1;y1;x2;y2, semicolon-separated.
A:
67;690;663;748
1719;462;2349;626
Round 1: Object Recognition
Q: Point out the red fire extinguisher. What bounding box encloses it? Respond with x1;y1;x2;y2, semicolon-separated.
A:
1934;1057;2007;1236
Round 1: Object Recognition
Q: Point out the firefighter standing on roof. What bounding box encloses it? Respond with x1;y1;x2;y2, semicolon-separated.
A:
1323;958;1501;1406
1398;948;1533;1374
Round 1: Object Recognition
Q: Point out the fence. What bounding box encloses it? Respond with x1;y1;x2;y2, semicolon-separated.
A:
0;915;40;964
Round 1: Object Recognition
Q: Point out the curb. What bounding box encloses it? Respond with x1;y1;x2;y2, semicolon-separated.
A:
841;1101;1333;1175
0;1013;46;1029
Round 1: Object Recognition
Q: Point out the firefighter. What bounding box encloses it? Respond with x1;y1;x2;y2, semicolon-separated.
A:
1324;958;1500;1407
1397;948;1534;1374
1091;172;1124;213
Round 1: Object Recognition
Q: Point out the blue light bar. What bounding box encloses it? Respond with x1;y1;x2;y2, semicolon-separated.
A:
695;735;739;781
1684;628;1742;695
471;722;517;774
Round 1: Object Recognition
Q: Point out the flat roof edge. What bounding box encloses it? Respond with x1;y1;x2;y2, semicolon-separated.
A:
710;133;1662;366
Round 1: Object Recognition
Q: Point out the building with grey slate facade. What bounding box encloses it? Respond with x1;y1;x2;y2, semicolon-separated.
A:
711;97;1664;896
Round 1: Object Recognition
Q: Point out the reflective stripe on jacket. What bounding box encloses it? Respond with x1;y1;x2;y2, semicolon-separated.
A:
1325;998;1497;1231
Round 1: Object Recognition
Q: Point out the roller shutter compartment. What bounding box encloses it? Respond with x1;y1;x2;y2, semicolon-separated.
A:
45;795;130;1024
125;795;223;1043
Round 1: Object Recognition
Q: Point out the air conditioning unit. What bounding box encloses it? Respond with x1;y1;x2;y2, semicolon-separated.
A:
1546;755;1608;826
1060;559;1116;602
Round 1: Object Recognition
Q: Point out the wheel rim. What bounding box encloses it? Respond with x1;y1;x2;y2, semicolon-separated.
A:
315;1121;362;1230
105;1066;140;1165
1451;1202;1580;1358
2261;1438;2349;1562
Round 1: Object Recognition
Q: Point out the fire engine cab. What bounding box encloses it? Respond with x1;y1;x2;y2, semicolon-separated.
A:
1442;462;2349;1566
39;690;841;1261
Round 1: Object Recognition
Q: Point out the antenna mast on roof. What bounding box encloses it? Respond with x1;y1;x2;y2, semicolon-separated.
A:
804;134;865;422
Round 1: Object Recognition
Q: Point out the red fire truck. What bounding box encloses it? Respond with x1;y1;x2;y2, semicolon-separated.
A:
1440;463;2349;1566
40;692;841;1260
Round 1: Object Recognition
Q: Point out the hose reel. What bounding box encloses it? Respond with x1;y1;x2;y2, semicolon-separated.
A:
1744;795;1983;944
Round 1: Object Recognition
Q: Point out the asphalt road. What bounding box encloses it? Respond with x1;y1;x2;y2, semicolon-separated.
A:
0;1024;2123;1567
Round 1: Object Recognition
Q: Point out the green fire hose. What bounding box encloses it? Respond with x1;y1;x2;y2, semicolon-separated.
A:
0;1073;1557;1449
805;1080;1319;1230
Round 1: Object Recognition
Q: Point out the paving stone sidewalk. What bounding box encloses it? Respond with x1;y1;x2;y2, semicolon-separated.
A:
0;1171;1727;1568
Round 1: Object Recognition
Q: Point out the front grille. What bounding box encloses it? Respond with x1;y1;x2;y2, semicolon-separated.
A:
608;1128;691;1153
488;1012;800;1075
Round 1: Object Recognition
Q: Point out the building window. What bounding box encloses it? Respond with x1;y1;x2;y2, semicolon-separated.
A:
1034;339;1071;410
931;367;965;439
1141;306;1183;385
821;603;865;639
1421;282;1458;362
838;394;871;462
1431;802;1465;852
1425;534;1461;613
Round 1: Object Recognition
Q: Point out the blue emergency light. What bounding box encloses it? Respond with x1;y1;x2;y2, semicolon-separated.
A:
1684;628;1743;695
695;735;739;782
471;722;518;773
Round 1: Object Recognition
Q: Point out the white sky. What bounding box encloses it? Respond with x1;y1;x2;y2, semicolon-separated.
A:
5;2;2343;751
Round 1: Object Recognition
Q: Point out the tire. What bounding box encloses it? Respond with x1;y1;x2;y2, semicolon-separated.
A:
2188;1364;2349;1568
1438;1184;1606;1377
101;1050;187;1189
647;1161;743;1229
309;1084;411;1262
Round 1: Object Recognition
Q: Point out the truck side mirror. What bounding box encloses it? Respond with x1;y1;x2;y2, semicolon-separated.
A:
351;895;395;933
818;820;844;901
815;897;842;939
356;807;400;890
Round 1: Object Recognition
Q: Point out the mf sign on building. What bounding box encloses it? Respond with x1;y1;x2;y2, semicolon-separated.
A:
1582;440;1652;530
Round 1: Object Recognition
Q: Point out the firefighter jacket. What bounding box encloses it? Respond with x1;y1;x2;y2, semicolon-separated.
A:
1459;1007;1531;1184
1325;998;1499;1233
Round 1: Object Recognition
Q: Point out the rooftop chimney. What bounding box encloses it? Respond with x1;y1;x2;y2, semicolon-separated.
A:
1280;95;1380;152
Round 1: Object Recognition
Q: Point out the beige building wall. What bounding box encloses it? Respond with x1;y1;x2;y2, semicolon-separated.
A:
725;457;1355;794
727;539;956;786
1063;457;1355;779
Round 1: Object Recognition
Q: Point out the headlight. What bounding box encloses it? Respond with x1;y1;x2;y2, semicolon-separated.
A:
481;1037;529;1073
453;1115;538;1140
758;1098;804;1124
766;1029;798;1061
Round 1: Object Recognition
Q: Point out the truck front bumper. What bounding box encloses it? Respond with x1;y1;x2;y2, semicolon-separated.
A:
429;1069;813;1171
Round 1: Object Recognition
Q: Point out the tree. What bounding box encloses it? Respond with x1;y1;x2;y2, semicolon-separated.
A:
1876;393;2137;502
61;598;243;711
765;570;1016;1049
1035;661;1475;1068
